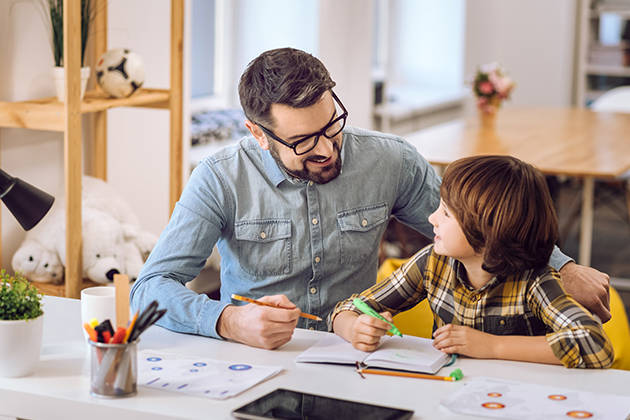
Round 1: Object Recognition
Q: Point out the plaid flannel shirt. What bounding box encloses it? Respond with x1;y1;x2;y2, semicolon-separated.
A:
330;245;614;369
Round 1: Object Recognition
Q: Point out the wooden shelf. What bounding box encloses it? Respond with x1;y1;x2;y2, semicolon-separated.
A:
592;4;630;17
0;88;171;131
586;64;630;77
576;0;630;106
32;279;103;297
0;0;184;299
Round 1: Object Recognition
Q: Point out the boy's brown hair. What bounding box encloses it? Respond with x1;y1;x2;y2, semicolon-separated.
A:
440;155;558;277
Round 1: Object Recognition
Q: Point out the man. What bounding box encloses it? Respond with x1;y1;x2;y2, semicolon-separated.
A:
130;48;610;349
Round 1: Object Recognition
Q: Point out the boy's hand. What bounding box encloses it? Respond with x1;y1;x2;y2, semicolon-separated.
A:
433;324;495;359
333;310;393;352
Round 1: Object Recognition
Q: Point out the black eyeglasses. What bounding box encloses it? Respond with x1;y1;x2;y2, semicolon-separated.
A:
256;91;348;156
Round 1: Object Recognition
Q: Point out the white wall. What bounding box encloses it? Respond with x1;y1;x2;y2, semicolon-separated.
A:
105;0;173;236
463;0;577;113
215;0;374;130
319;0;374;130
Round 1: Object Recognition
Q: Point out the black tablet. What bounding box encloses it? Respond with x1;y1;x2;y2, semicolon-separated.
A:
232;388;414;420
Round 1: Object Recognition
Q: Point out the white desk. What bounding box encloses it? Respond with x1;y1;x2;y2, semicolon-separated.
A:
1;296;629;420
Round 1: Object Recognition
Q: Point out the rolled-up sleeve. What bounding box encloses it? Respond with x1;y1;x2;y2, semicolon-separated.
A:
528;271;614;369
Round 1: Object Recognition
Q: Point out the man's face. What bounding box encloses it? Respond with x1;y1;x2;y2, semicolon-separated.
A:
252;91;344;184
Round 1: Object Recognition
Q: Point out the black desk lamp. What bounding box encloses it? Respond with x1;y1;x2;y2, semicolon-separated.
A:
0;169;55;231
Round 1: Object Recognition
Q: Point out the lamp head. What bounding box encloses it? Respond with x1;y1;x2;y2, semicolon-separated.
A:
0;169;55;231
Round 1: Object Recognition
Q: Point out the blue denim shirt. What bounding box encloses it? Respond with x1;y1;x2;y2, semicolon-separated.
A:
130;126;571;339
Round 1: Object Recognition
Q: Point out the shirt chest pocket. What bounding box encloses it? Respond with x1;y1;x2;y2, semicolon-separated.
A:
337;203;389;264
482;314;546;336
235;219;292;277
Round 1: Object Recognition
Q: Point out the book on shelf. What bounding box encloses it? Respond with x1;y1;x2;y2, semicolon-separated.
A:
295;333;451;375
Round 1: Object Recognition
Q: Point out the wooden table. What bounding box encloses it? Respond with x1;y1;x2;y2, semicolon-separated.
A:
405;107;630;267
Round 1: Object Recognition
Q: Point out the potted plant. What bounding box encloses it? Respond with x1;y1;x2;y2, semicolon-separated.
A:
0;270;45;378
42;0;96;102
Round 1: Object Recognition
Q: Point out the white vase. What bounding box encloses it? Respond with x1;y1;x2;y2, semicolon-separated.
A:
52;66;91;103
0;314;44;378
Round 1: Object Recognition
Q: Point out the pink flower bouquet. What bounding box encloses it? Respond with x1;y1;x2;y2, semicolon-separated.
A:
469;63;516;114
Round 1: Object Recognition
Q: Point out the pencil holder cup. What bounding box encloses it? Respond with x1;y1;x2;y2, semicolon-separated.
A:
89;339;138;398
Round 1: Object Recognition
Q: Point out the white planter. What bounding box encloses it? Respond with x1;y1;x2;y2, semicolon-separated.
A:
0;314;44;378
52;66;91;102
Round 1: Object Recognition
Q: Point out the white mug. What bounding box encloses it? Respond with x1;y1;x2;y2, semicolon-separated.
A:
81;287;116;343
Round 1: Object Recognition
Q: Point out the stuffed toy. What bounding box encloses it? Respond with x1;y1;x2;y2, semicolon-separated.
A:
11;240;64;283
12;176;158;284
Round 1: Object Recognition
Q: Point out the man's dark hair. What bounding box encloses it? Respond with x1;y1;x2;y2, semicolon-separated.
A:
238;48;336;128
440;155;558;278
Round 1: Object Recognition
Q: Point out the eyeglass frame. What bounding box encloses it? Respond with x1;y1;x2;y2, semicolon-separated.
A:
255;91;348;156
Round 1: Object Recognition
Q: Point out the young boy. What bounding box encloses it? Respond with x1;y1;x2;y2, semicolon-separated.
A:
331;155;613;369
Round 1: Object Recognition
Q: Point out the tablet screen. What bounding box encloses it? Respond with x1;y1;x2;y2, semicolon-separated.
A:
232;388;414;420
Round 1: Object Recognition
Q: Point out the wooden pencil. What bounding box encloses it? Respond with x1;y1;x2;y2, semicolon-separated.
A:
359;368;462;381
230;294;322;321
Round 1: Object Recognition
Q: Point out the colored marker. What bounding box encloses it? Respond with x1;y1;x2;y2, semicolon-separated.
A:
110;327;127;344
352;298;402;337
83;322;97;342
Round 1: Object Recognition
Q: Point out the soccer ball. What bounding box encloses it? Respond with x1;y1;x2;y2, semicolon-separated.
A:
95;48;145;99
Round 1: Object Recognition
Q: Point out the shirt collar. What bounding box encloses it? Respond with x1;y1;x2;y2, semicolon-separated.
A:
453;259;502;292
261;148;288;187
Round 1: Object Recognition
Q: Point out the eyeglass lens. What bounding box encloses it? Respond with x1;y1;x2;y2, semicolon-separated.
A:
294;100;347;155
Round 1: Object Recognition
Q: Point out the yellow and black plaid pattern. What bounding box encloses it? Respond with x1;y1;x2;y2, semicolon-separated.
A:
330;245;614;369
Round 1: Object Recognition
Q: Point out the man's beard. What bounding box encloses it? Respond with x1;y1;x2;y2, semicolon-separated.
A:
269;139;342;185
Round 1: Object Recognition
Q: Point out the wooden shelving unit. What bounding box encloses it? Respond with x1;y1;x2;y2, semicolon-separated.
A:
0;0;184;298
576;0;630;106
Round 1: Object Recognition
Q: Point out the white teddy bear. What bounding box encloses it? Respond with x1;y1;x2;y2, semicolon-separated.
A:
11;240;64;283
12;176;158;284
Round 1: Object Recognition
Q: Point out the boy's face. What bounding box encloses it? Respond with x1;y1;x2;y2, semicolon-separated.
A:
428;200;476;262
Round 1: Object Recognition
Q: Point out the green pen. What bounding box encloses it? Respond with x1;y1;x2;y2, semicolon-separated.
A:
353;298;403;337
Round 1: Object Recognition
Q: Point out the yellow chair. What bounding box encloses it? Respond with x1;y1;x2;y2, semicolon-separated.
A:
604;287;630;370
376;258;433;339
377;258;630;370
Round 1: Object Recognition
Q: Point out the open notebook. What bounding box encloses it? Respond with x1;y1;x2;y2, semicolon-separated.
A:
296;333;451;374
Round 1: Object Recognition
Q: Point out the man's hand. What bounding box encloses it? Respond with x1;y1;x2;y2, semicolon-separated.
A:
560;262;611;323
333;310;392;352
216;294;301;349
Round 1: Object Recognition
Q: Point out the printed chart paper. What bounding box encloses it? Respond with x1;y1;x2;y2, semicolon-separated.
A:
138;350;282;400
440;376;630;420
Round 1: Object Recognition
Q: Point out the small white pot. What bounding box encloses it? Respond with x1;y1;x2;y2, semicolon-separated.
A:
52;66;91;102
0;314;44;378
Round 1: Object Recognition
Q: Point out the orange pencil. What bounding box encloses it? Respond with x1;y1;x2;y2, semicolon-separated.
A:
358;367;463;382
230;294;322;321
122;310;139;343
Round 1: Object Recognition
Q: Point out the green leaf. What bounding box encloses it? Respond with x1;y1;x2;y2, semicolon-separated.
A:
0;270;44;320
